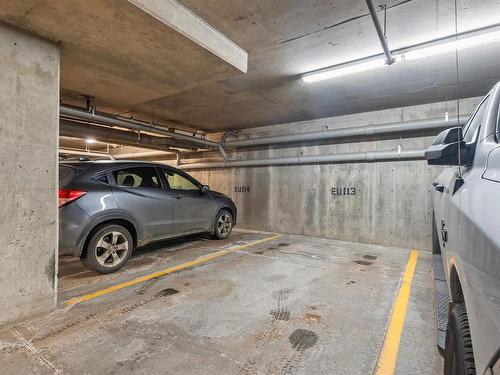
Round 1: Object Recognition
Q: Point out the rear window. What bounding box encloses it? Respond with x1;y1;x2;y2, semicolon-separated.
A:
59;165;77;186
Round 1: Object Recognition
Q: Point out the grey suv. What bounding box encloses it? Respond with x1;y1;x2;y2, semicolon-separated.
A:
59;161;237;274
426;83;500;374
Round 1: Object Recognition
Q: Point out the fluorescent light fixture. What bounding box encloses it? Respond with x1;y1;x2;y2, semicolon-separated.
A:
397;29;500;61
302;27;500;83
302;58;389;83
85;138;97;144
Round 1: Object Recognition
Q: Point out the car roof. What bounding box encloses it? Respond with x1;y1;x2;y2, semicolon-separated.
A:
59;160;182;172
60;160;170;167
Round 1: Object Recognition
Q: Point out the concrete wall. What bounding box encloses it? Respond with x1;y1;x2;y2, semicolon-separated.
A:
183;98;481;251
0;24;59;325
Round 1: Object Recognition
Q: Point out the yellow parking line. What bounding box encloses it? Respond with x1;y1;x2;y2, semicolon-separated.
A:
65;234;283;306
374;249;420;375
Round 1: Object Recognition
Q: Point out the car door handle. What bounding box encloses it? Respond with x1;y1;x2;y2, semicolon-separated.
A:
173;194;183;199
434;184;444;192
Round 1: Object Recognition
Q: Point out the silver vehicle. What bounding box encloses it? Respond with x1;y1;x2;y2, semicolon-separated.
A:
59;161;237;274
426;83;500;374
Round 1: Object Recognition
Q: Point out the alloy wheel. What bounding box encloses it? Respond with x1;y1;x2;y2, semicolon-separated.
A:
217;214;232;236
95;231;129;267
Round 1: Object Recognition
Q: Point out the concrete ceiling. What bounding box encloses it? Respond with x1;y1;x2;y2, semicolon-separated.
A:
3;0;500;133
0;0;246;129
138;0;500;131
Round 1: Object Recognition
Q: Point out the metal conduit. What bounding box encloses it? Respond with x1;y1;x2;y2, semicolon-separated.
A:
61;104;467;153
223;116;467;148
113;151;177;159
179;149;425;170
366;0;394;65
114;150;183;166
60;120;196;151
59;148;114;159
60;105;218;149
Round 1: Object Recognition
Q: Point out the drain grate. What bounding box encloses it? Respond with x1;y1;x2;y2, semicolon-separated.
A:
155;288;179;297
289;329;318;352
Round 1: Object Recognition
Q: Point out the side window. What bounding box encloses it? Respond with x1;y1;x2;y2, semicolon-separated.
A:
163;169;199;191
93;175;109;185
113;167;160;188
463;96;490;143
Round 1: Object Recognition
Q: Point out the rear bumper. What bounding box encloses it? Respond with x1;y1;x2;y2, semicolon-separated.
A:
59;202;91;256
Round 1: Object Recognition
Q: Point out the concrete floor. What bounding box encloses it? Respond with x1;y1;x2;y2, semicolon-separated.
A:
0;230;442;374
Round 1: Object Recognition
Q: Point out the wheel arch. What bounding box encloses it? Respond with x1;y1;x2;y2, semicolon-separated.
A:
449;264;465;304
211;206;236;234
221;206;235;220
78;214;141;258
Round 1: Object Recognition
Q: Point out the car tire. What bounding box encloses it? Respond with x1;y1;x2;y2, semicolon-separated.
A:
83;224;134;274
444;304;476;375
432;213;441;254
213;209;233;240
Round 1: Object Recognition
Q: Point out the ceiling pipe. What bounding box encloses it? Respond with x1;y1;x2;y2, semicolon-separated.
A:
61;105;468;165
113;150;183;166
59;148;114;159
179;148;425;170
113;150;178;160
366;0;394;65
60;105;218;150
60;119;197;152
223;116;467;148
217;144;229;162
221;129;241;142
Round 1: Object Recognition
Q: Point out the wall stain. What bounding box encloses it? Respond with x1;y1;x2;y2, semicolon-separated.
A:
303;313;321;323
46;253;55;287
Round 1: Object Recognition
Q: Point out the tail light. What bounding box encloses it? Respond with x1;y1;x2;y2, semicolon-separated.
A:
59;189;87;207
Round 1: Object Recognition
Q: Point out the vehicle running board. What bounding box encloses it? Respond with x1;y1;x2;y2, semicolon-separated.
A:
433;254;451;356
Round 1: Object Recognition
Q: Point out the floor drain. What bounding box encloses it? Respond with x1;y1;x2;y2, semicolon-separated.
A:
154;288;179;297
289;329;318;351
355;260;372;266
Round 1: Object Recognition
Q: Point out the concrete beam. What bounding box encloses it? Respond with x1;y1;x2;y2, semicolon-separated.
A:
128;0;247;73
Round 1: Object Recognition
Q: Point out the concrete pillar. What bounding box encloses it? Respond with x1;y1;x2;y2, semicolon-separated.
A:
0;24;60;326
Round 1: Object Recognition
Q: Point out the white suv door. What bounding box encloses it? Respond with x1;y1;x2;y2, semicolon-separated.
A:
433;96;490;273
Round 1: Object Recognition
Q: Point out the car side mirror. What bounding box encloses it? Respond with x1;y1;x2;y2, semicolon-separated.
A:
425;127;471;166
200;185;209;194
